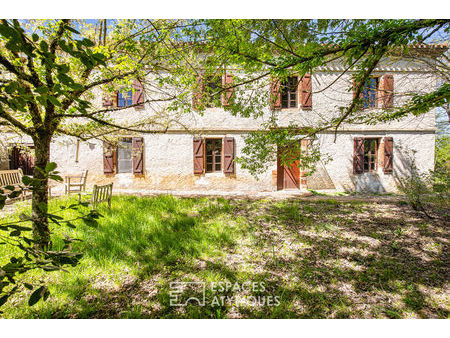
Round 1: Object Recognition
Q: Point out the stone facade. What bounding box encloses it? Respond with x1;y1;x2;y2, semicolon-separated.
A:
0;56;438;193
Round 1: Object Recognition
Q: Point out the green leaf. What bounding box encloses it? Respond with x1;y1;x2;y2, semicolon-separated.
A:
39;40;48;52
48;96;61;107
28;285;46;306
32;33;39;42
65;26;81;35
45;162;57;173
0;294;9;307
23;283;33;290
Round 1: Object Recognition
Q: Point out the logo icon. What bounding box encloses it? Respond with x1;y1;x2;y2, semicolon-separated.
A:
169;282;206;306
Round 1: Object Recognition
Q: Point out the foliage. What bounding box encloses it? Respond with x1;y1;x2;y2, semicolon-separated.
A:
0;163;101;310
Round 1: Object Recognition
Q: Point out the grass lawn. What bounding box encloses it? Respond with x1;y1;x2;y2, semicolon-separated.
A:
0;194;448;318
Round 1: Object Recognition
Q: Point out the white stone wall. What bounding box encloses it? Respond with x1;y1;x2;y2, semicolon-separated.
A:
0;56;438;193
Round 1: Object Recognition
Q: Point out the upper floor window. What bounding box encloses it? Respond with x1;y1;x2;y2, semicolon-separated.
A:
281;76;298;108
362;77;379;109
117;89;133;107
205;76;222;108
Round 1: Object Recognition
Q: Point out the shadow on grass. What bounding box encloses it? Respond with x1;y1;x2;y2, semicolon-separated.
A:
4;195;448;318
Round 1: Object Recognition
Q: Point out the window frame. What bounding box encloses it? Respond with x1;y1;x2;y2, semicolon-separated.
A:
281;76;298;109
116;138;133;173
117;89;133;107
362;77;379;109
204;76;222;108
205;138;223;173
363;138;379;173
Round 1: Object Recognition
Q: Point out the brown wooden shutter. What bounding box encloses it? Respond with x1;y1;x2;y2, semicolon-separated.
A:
223;137;235;174
270;78;281;110
192;74;204;110
301;74;312;110
102;91;116;107
193;137;204;174
132;137;144;175
132;80;144;109
382;74;394;109
353;137;364;174
103;141;115;175
222;73;234;106
383;137;393;173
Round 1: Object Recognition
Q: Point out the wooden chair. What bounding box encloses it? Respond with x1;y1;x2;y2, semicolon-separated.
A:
91;183;113;209
0;169;27;200
65;170;88;195
77;183;113;210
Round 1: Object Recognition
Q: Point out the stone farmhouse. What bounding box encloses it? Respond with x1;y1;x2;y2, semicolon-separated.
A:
0;45;446;194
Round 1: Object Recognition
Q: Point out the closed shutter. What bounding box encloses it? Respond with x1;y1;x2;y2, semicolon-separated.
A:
132;80;144;109
192;74;204;110
193;137;204;174
353;137;364;174
132;137;144;175
382;74;394;109
270;78;281;110
223;137;235;174
222;73;234;106
383;137;393;173
103;141;115;175
301;74;312;110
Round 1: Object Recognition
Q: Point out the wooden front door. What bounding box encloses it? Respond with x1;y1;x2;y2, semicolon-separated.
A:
277;144;300;190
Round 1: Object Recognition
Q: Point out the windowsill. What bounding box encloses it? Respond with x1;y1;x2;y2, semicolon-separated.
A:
203;172;225;177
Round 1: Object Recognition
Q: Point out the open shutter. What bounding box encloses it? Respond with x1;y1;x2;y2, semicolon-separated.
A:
132;137;144;175
382;74;394;109
132;80;144;109
103;141;115;175
192;74;204;110
353;138;364;174
193;138;204;174
301;74;312;110
383;137;393;173
102;91;117;108
222;73;234;106
223;137;235;174
270;78;281;110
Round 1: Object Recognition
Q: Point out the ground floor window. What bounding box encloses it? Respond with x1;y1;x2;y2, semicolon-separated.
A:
205;138;223;173
117;138;133;173
363;138;379;173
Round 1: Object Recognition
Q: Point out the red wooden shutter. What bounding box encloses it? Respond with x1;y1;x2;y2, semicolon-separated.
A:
382;74;394;109
193;137;204;174
222;73;234;106
132;137;144;175
103;141;115;175
383;137;393;173
301;74;312;110
353;138;364;174
132;80;144;109
223;137;235;174
192;74;204;110
270;78;281;110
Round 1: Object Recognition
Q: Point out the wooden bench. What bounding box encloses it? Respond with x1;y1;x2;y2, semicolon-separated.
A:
78;183;113;210
0;169;27;200
65;170;88;195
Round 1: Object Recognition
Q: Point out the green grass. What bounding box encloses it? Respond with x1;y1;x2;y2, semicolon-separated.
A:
0;194;448;318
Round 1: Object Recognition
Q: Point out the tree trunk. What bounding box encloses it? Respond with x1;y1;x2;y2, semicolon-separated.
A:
31;136;51;250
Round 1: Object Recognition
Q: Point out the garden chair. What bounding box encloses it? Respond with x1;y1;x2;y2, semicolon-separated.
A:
65;170;88;195
77;183;113;210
